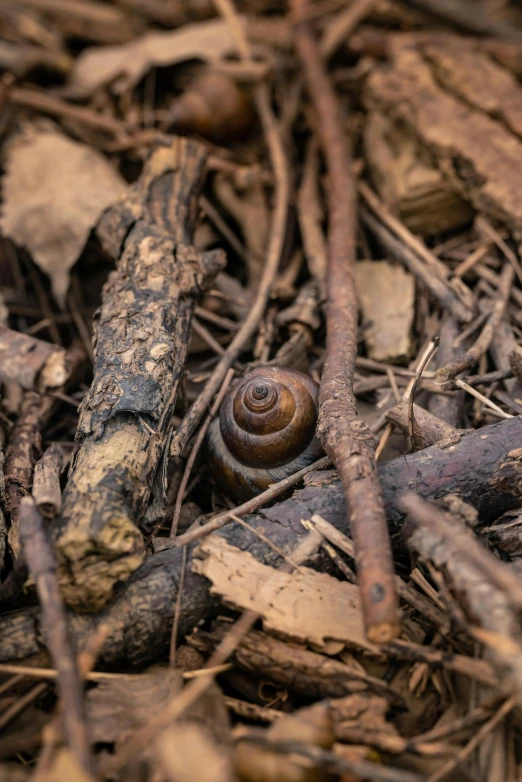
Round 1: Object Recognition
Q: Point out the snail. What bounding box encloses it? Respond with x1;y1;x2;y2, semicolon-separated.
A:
206;366;324;501
165;72;254;143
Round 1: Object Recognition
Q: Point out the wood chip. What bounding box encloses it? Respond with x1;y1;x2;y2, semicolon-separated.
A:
192;536;377;654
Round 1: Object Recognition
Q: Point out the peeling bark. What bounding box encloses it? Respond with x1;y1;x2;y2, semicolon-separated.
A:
52;137;226;613
365;45;522;231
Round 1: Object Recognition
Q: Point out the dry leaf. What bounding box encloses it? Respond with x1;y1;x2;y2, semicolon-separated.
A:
71;18;243;95
1;126;127;305
355;261;414;363
38;749;95;782
86;667;230;746
192;537;377;654
156;723;236;782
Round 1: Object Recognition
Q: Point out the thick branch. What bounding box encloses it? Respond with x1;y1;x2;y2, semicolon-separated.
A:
52;137;225;613
2;417;520;667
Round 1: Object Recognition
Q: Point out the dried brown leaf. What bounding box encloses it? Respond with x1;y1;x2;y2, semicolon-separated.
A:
71;18;243;95
86;667;230;746
192;537;377;654
356;260;414;362
38;749;95;782
156;723;236;782
1;126;127;305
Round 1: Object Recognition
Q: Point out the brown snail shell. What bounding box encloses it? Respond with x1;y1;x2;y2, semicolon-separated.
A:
206;366;324;501
166;72;254;143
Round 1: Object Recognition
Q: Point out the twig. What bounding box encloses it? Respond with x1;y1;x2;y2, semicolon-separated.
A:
192;318;226;356
169;546;187;668
384;639;497;687
404;0;522;40
225;696;282;724
10;86;129;137
19;497;91;773
36;624;110;776
436;263;514;381
310;514;447;630
428;697;515;782
0;681;47;733
232;512;306;571
4;392;50;561
54;136;225;612
408;339;439;451
0;663;138;682
452;243;490;279
174;454;331;548
361;207;473;324
400;494;522;610
234;734;426;782
454;378;514;420
169;368;235;538
475;216;522;284
411;695;503;744
375;423;393;461
291;0;400;642
296;139;327;295
169;4;290;462
320;0;378;59
386;402;458;446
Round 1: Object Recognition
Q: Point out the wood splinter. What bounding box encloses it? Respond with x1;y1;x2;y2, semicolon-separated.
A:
0;325;69;392
52;137;226;612
292;0;401;642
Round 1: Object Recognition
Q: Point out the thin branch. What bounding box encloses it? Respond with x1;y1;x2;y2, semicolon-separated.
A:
454;378;514;420
169;368;235;538
400;494;522;610
174;454;331;548
320;0;378;59
408;339;439;451
428;697;515;782
18;497;92;773
234;735;426;782
436;263;514;381
291;0;400;642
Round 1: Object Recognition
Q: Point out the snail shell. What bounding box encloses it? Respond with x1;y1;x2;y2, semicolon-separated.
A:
206;366;324;501
166;72;254;143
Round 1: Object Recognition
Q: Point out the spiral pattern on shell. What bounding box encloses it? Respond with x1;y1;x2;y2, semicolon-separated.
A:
206;366;324;501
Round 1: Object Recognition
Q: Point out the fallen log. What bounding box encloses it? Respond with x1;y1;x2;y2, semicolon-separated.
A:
50;137;225;613
2;417;521;666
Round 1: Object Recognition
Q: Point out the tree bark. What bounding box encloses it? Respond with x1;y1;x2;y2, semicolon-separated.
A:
51;137;225;613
